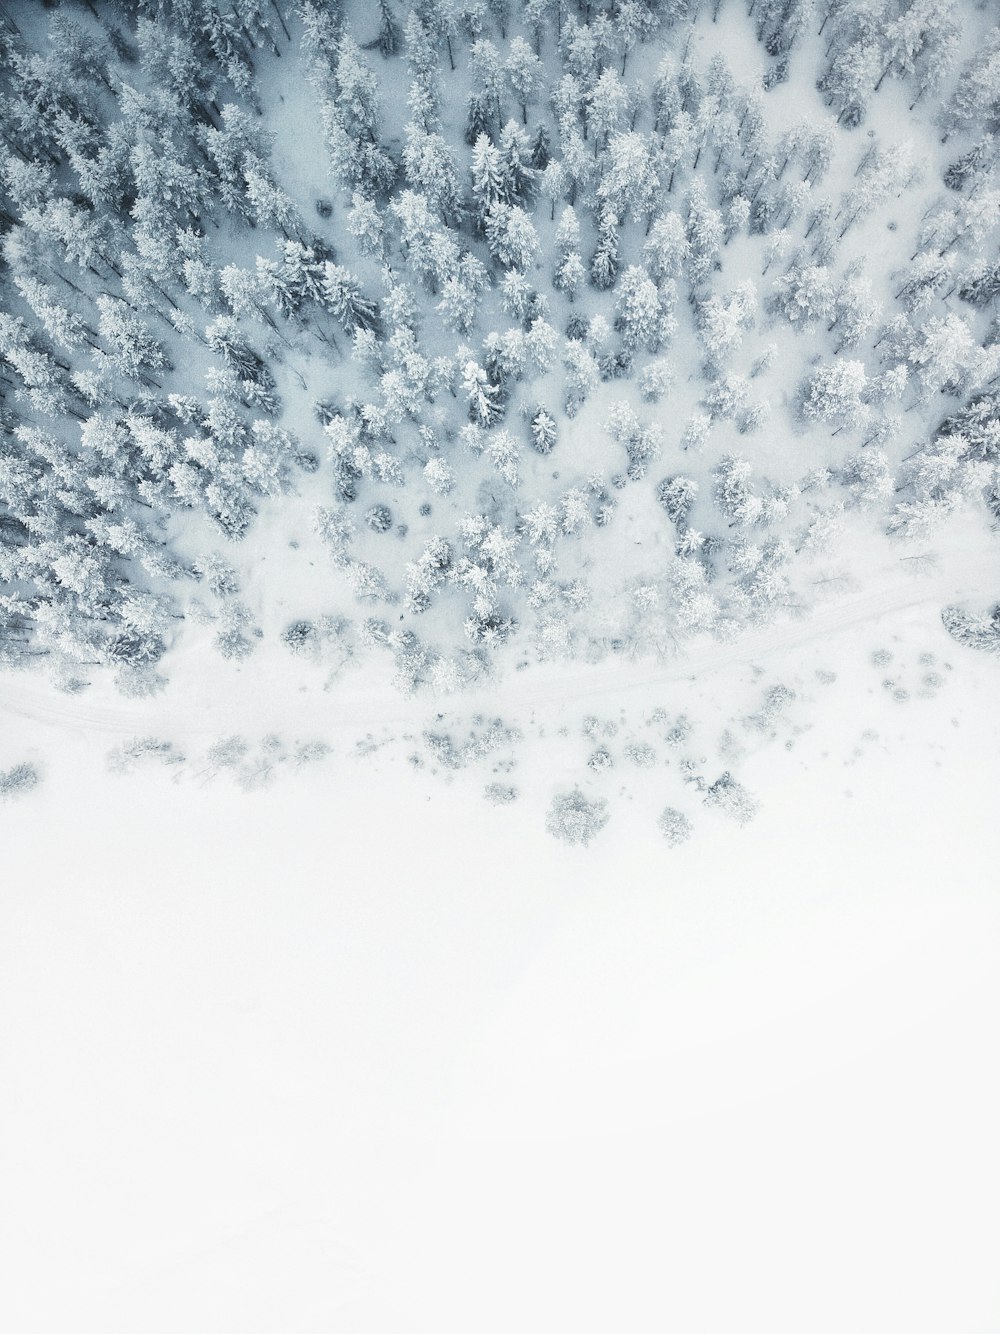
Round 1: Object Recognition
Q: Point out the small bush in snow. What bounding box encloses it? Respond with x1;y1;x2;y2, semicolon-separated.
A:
545;788;609;845
365;503;393;532
115;667;168;698
423;458;455;495
704;772;759;825
107;737;183;775
206;736;249;769
216;629;255;661
587;746;614;772
281;620;319;655
0;763;40;801
484;782;518;805
657;807;693;847
624;742;656;767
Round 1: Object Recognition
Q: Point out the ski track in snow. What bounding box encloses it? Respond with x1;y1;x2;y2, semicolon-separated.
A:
0;563;980;741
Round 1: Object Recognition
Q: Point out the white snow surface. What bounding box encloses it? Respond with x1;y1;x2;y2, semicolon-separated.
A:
3;577;1000;1334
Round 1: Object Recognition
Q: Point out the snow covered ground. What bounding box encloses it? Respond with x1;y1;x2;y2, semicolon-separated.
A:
4;584;1000;1334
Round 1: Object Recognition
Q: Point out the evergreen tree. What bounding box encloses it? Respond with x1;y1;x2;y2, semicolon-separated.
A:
506;36;544;125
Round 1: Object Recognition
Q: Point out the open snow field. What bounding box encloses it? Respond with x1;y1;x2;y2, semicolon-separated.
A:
4;584;1000;1334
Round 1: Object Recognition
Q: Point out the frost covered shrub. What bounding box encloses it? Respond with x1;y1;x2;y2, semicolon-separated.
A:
107;737;183;775
0;762;40;801
704;772;759;825
365;503;393;532
587;746;613;772
658;807;692;847
545;788;609;845
664;716;692;748
624;742;656;767
737;400;770;434
206;736;249;769
115;667;168;699
744;684;797;732
292;741;332;768
215;629;255;661
680;414;711;453
106;630;165;667
484;782;518;805
281;620;319;655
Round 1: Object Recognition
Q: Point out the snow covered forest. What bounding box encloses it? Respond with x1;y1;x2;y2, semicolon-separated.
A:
6;6;1000;1331
1;0;1000;838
